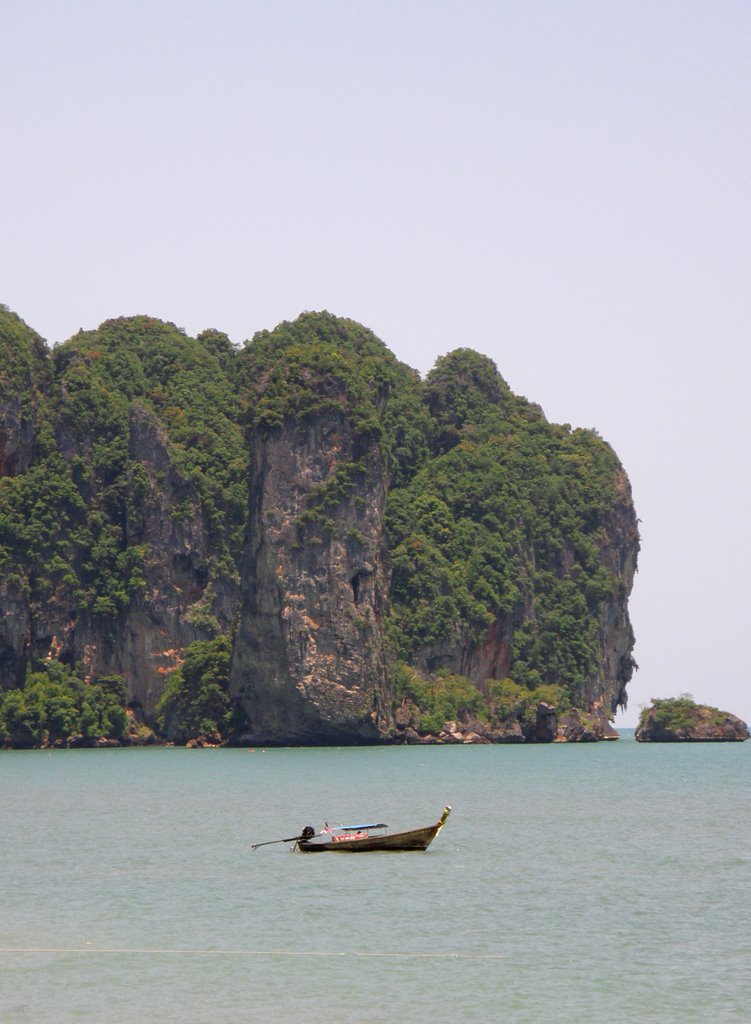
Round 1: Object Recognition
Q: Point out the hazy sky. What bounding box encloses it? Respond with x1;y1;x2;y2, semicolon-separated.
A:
3;1;749;726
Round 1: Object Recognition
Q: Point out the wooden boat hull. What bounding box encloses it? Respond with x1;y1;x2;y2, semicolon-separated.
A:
296;808;450;853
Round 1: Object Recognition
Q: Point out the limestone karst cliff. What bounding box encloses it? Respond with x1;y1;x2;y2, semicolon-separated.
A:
0;305;640;744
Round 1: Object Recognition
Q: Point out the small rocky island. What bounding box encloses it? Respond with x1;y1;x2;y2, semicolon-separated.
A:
636;696;748;742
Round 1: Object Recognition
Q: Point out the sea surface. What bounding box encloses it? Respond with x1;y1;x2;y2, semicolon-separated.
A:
1;732;749;1023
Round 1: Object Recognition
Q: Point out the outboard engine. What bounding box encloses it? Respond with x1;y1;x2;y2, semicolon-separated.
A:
301;825;315;840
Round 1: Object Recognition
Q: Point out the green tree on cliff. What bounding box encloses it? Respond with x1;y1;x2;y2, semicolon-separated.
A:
156;636;239;741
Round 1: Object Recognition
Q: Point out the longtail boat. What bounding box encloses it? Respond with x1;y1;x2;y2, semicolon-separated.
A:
295;805;451;853
250;806;451;853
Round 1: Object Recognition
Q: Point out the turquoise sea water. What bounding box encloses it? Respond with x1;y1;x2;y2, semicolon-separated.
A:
1;733;749;1023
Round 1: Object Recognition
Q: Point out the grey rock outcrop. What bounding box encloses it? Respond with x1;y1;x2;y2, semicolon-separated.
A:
231;412;393;744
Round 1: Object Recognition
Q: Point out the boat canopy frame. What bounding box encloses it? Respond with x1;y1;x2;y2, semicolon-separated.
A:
324;822;388;832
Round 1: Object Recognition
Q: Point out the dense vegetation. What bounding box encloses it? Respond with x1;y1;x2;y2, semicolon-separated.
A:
1;306;636;745
393;662;568;739
240;311;431;488
386;348;625;702
155;636;236;742
0;309;245;627
0;660;128;747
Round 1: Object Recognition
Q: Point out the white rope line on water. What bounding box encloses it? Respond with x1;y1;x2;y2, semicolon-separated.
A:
0;945;507;961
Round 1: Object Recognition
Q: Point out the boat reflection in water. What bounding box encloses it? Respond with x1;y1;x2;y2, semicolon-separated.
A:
295;806;451;853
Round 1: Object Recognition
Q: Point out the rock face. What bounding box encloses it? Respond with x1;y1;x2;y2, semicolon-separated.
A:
0;395;35;478
555;707;619;742
230;412;393;743
412;472;639;720
5;401;239;717
636;703;749;742
385;348;640;730
71;404;240;715
0;312;50;687
390;467;639;730
0;312;243;719
0;312;48;480
585;468;640;715
0;575;31;689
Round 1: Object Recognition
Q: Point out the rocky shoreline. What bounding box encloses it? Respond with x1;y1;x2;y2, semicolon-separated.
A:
390;701;620;744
